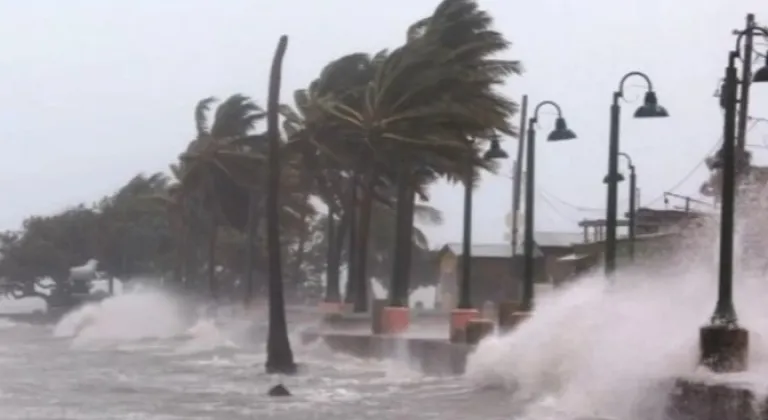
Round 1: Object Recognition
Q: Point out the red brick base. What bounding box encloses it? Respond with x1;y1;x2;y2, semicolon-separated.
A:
319;301;345;314
381;307;410;334
450;308;480;343
466;318;494;345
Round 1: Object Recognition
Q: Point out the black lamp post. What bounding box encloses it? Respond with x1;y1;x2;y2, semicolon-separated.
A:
521;102;577;312
700;24;768;373
604;73;668;277
618;152;637;262
457;138;508;310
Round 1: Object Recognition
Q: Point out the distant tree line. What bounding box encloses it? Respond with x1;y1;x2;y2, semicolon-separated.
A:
0;170;442;304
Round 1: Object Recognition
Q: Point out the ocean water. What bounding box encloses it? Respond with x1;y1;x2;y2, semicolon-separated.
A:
0;288;515;420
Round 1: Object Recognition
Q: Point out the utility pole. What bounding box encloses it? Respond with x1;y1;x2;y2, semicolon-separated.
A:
510;95;528;257
736;13;755;150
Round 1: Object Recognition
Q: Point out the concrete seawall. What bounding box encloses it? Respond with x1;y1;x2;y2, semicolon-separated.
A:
300;331;474;375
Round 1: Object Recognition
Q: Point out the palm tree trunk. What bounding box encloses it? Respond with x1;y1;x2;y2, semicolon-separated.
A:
207;226;218;301
245;193;263;307
344;174;358;305
290;200;311;296
189;238;203;293
264;35;296;375
389;168;415;307
352;167;376;313
324;207;342;302
401;185;416;302
173;231;184;286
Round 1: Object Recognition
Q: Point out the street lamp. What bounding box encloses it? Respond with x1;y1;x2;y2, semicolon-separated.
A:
754;53;768;81
451;137;507;343
604;72;668;277
457;137;508;311
700;24;768;373
521;101;577;312
618;152;637;262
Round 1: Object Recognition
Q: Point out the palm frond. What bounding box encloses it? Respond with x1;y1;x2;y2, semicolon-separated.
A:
194;97;217;137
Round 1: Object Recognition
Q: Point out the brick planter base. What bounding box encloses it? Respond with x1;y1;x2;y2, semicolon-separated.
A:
465;318;494;345
497;301;520;331
381;307;410;334
450;309;479;343
319;301;344;314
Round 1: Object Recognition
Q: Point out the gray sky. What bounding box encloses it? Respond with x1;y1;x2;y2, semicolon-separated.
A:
1;0;767;247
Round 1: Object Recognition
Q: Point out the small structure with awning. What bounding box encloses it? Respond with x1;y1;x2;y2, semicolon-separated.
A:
434;231;584;310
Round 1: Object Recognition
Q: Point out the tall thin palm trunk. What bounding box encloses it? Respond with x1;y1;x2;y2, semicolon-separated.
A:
207;226;218;301
264;35;296;375
389;167;415;307
324;207;342;302
352;167;376;313
245;194;263;307
290;199;311;296
173;226;186;286
344;174;358;305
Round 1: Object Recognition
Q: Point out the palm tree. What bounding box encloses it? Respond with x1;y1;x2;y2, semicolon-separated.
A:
314;0;520;311
280;59;374;308
177;94;266;302
264;35;297;375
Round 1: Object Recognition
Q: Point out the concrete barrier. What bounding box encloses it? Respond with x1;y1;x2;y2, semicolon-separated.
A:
667;377;761;420
301;331;473;375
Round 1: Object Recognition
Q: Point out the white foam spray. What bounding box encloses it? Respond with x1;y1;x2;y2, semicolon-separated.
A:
54;285;189;343
466;223;768;420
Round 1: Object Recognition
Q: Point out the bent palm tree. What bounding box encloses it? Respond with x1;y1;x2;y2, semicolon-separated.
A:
264;35;297;375
318;0;520;310
177;94;266;301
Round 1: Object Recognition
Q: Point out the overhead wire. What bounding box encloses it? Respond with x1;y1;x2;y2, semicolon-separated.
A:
489;118;765;216
538;188;604;212
491;171;604;213
644;119;761;206
538;191;581;224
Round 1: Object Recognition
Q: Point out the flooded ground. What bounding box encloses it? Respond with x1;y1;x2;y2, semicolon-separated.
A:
0;297;517;420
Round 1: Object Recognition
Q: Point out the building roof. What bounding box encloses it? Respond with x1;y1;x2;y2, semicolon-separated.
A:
439;231;582;258
531;231;584;248
441;243;544;258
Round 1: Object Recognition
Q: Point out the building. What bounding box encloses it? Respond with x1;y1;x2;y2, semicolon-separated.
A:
434;231;584;310
434;205;716;310
575;206;713;272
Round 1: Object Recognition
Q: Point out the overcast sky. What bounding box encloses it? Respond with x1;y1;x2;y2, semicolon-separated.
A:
1;0;767;247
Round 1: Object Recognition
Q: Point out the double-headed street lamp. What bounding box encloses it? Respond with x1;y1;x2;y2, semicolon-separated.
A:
618;152;637;262
457;137;508;310
700;23;768;373
604;73;668;277
521;101;577;312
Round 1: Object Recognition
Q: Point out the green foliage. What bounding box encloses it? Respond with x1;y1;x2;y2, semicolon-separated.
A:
0;173;174;287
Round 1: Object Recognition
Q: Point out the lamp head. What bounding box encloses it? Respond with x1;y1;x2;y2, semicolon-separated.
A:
753;52;768;83
634;91;669;118
483;139;508;160
547;117;577;141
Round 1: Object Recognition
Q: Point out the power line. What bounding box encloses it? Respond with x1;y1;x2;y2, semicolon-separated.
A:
539;187;604;212
492;172;604;212
645;120;760;206
538;191;580;224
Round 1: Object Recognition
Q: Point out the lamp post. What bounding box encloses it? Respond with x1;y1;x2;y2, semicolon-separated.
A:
618;152;637;262
700;23;768;373
604;73;668;277
457;138;509;310
451;137;507;342
521;101;577;313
